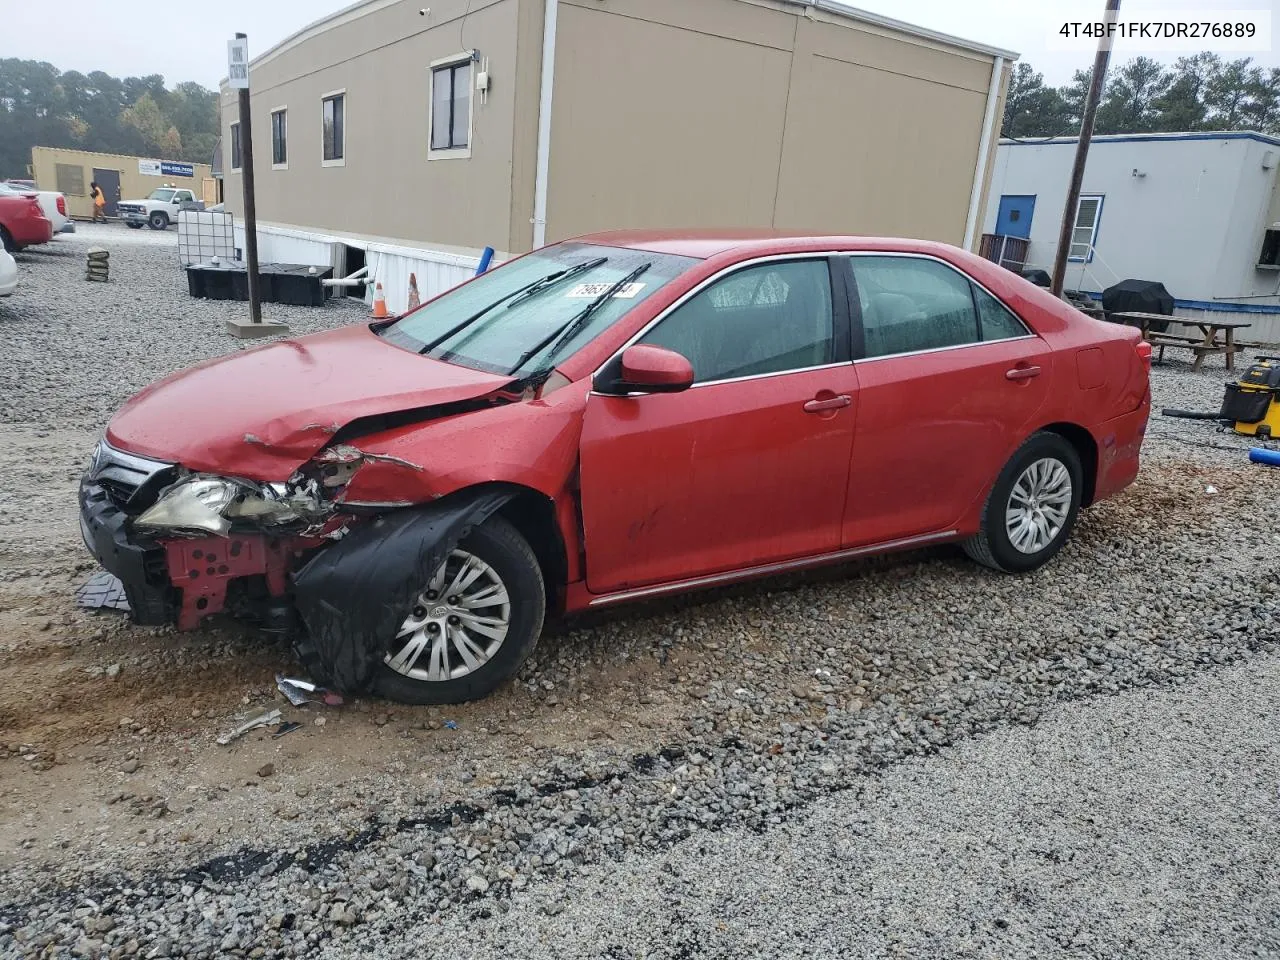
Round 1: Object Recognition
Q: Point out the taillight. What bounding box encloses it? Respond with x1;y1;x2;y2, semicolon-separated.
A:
1136;340;1153;365
56;195;66;216
27;197;42;216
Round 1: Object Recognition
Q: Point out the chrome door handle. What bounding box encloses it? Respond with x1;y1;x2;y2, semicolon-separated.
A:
1006;365;1042;381
803;395;852;413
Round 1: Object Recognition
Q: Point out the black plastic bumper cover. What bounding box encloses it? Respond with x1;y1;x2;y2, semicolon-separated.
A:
292;490;514;693
78;477;174;625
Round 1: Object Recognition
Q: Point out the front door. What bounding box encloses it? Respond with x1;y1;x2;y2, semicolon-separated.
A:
579;257;858;593
995;195;1035;239
840;254;1052;546
92;168;121;217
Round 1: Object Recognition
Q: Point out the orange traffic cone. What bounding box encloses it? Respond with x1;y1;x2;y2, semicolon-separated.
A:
371;282;388;319
407;273;421;310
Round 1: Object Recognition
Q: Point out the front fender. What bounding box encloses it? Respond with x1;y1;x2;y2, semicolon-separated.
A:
293;489;516;692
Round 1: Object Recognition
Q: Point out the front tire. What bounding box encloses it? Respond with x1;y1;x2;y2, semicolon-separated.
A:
963;431;1082;574
372;516;545;705
148;212;169;230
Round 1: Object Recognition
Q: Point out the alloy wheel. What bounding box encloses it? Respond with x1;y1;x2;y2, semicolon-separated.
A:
1004;457;1073;554
383;549;512;682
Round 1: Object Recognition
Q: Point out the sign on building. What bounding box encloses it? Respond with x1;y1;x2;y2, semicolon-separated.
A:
138;159;195;178
228;37;249;89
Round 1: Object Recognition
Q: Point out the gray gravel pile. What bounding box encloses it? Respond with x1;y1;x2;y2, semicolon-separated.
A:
2;235;1280;958
0;224;366;430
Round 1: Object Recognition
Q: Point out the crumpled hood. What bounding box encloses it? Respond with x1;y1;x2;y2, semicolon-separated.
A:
107;324;511;480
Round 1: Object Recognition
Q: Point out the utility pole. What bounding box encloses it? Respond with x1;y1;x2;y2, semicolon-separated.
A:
225;33;287;338
1051;0;1121;297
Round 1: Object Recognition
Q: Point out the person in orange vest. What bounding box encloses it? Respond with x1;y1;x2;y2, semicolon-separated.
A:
89;182;106;222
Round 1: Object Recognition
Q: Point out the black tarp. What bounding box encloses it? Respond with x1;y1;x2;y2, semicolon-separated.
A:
293;490;514;692
1020;268;1052;287
1101;279;1175;332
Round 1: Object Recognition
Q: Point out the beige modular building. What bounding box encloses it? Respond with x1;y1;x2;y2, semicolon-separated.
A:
220;0;1016;311
29;147;215;221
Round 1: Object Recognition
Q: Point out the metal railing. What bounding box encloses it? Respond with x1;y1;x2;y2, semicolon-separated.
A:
979;233;1029;273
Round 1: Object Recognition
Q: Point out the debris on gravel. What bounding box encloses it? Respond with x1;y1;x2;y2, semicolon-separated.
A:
1;226;1279;957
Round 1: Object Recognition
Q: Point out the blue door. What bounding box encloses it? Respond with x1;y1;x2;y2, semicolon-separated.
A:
995;195;1035;239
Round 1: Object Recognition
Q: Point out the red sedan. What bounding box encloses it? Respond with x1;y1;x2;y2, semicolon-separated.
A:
0;193;53;251
80;232;1151;704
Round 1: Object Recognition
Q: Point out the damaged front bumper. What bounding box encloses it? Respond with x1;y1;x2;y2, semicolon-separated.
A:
78;441;327;631
79;474;175;625
80;473;305;630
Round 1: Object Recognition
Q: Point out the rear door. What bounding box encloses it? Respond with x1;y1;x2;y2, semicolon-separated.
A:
840;254;1053;547
578;256;858;593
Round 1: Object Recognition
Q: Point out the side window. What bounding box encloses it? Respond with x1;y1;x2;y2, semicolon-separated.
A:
852;257;979;358
639;260;834;384
973;285;1030;341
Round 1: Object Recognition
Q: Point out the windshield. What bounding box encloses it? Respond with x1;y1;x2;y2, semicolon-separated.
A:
380;242;698;377
149;189;177;202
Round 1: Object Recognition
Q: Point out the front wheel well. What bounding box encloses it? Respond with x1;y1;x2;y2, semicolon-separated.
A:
1040;422;1098;506
433;483;568;613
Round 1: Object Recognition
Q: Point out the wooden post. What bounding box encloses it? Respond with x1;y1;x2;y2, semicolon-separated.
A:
1050;0;1121;297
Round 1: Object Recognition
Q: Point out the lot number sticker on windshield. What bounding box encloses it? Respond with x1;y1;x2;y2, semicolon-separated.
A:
565;282;647;299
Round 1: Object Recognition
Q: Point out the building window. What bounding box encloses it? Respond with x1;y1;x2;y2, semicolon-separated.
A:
230;122;242;171
55;163;85;196
1257;228;1280;269
322;93;345;165
430;56;472;157
1068;195;1104;262
271;108;287;168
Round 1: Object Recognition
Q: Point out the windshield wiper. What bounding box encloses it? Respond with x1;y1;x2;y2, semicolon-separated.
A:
414;257;609;354
505;256;607;310
506;261;652;382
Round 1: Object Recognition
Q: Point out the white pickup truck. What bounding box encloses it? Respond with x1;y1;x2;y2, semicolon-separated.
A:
117;186;198;230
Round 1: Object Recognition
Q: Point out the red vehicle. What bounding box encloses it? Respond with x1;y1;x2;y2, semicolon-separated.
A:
80;231;1151;704
0;193;53;251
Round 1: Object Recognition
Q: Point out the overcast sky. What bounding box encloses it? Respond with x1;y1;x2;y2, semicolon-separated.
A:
3;0;1277;89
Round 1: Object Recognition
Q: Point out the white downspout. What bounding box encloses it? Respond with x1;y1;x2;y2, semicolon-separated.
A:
531;0;559;249
963;55;1004;252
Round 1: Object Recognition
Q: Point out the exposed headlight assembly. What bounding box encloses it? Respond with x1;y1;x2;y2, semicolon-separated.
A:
135;476;310;536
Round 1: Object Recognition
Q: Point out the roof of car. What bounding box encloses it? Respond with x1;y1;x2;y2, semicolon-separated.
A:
571;229;960;260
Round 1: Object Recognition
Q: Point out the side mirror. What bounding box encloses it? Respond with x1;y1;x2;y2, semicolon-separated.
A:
614;344;694;394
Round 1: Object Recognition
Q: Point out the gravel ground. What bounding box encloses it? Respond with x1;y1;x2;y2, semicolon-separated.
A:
378;654;1280;960
1;225;1279;959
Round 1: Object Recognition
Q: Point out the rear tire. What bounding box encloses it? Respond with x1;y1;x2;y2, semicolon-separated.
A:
0;227;13;252
127;222;144;230
371;516;545;705
963;431;1082;574
148;212;169;230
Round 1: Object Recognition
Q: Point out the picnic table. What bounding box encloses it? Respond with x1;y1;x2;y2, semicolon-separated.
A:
1109;311;1252;373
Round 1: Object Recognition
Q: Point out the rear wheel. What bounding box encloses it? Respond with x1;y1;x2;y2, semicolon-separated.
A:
148;212;169;230
372;516;545;705
0;227;13;252
963;431;1082;574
